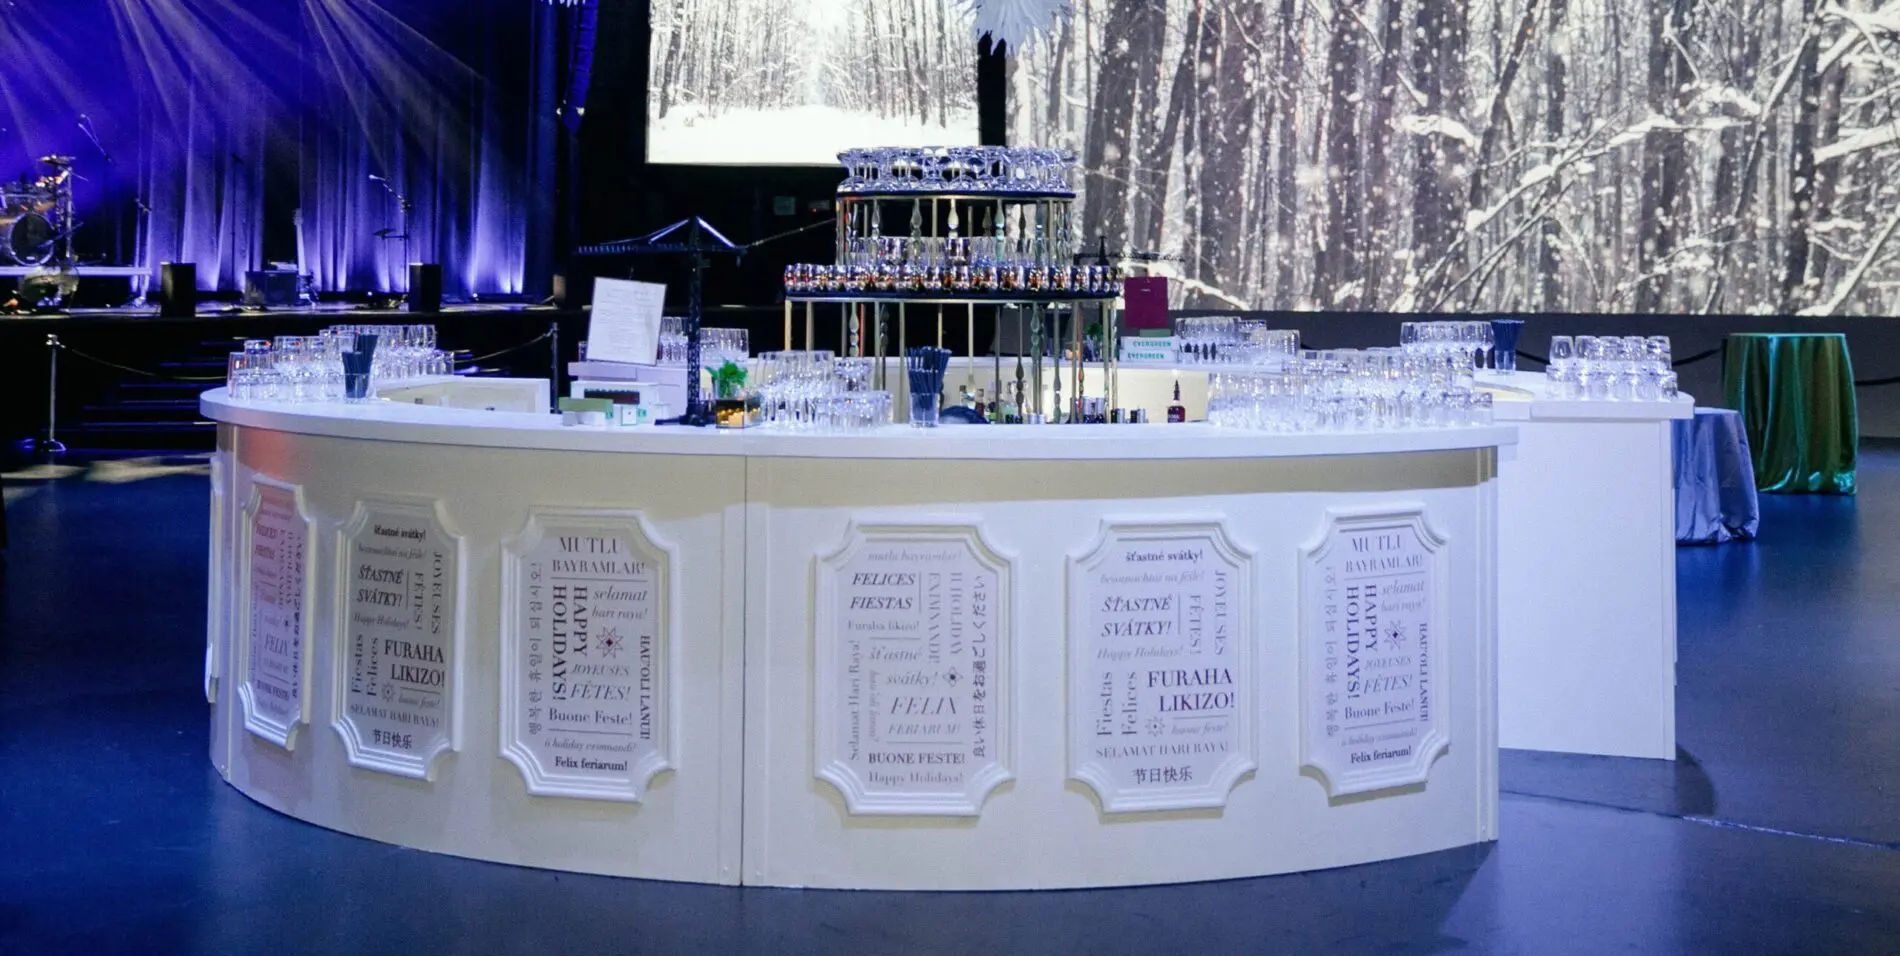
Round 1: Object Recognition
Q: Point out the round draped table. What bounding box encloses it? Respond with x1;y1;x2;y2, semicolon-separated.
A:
1722;332;1858;495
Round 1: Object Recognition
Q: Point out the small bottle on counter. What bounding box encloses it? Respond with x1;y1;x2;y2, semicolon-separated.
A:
1167;376;1187;423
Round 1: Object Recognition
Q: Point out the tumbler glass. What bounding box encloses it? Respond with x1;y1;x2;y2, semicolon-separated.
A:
909;392;940;428
1489;319;1523;373
1472;392;1495;425
226;353;251;400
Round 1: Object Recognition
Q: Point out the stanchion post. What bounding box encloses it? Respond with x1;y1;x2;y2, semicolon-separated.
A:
42;334;66;455
549;321;561;413
966;303;976;398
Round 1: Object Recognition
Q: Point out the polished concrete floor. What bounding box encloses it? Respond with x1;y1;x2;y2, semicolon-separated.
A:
4;450;1900;954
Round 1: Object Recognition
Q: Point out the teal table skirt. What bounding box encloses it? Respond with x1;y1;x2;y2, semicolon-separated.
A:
1722;332;1857;495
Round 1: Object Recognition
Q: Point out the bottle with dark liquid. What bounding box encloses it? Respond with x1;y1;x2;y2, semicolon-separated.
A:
1167;377;1187;423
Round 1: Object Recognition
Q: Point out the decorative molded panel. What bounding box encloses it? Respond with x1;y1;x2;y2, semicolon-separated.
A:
1299;506;1450;797
331;497;466;780
238;475;315;749
500;509;676;802
1067;519;1256;812
205;452;229;704
814;520;1014;817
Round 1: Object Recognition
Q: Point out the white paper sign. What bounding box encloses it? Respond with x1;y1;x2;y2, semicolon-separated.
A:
240;478;311;748
586;278;666;364
1069;522;1255;812
815;523;1013;816
333;499;463;779
501;510;674;802
1301;508;1448;797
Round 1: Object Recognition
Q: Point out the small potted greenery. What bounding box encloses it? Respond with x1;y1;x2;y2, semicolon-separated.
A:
711;360;760;428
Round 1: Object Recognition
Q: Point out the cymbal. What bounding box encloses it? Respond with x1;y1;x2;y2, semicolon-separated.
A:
37;155;75;167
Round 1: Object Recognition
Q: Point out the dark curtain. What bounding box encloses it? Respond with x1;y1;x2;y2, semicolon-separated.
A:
299;0;545;297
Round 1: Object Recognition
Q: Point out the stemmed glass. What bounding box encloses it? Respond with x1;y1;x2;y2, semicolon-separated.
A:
1202;347;1498;434
1548;336;1578;399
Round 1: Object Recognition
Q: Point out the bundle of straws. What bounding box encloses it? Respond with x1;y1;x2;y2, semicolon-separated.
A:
340;333;379;400
907;347;952;401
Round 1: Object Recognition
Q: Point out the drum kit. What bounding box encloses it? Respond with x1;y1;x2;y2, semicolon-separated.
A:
1;154;78;268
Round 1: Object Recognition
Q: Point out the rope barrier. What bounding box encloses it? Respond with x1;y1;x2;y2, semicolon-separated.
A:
1514;345;1900;386
455;329;554;366
48;330;556;384
1512;347;1722;369
54;342;226;382
51;330;1900;393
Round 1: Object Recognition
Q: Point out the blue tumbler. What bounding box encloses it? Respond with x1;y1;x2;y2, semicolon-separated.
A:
1490;319;1524;374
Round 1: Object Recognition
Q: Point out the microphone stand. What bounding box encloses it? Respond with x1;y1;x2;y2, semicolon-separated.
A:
78;116;116;268
80;115;148;305
370;174;413;302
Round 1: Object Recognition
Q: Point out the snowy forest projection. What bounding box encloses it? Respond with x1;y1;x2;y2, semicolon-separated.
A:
1009;0;1900;315
647;0;980;165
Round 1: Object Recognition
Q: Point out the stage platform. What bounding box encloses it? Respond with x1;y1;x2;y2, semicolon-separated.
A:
0;265;149;279
1;301;563;324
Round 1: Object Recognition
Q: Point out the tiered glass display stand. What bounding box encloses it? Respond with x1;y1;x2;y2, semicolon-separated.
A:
784;177;1121;424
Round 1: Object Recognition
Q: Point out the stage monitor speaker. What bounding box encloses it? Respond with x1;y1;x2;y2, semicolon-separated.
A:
160;262;196;318
407;263;442;314
243;271;300;309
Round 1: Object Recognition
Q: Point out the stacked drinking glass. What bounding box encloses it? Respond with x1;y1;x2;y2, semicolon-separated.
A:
1205;348;1494;432
223;325;450;402
1545;335;1677;401
753;351;893;432
652;322;749;368
1400;321;1496;369
1174;318;1299;366
837;146;1078;195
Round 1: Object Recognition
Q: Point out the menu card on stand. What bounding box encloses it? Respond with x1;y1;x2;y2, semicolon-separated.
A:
587;279;666;366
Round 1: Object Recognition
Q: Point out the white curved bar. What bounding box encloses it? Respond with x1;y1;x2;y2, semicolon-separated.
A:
203;385;1510;889
202;389;1515;460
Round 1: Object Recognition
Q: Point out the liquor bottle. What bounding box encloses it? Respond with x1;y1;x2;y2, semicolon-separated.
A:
973;388;988;420
1167;377;1187;423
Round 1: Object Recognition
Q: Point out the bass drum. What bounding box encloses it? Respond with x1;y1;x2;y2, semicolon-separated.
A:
1;210;54;266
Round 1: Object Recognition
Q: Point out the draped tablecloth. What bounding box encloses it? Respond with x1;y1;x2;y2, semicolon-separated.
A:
1673;407;1760;544
1722;332;1857;495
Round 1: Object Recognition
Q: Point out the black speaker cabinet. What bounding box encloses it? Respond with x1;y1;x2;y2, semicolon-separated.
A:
407;263;443;314
160;262;196;318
